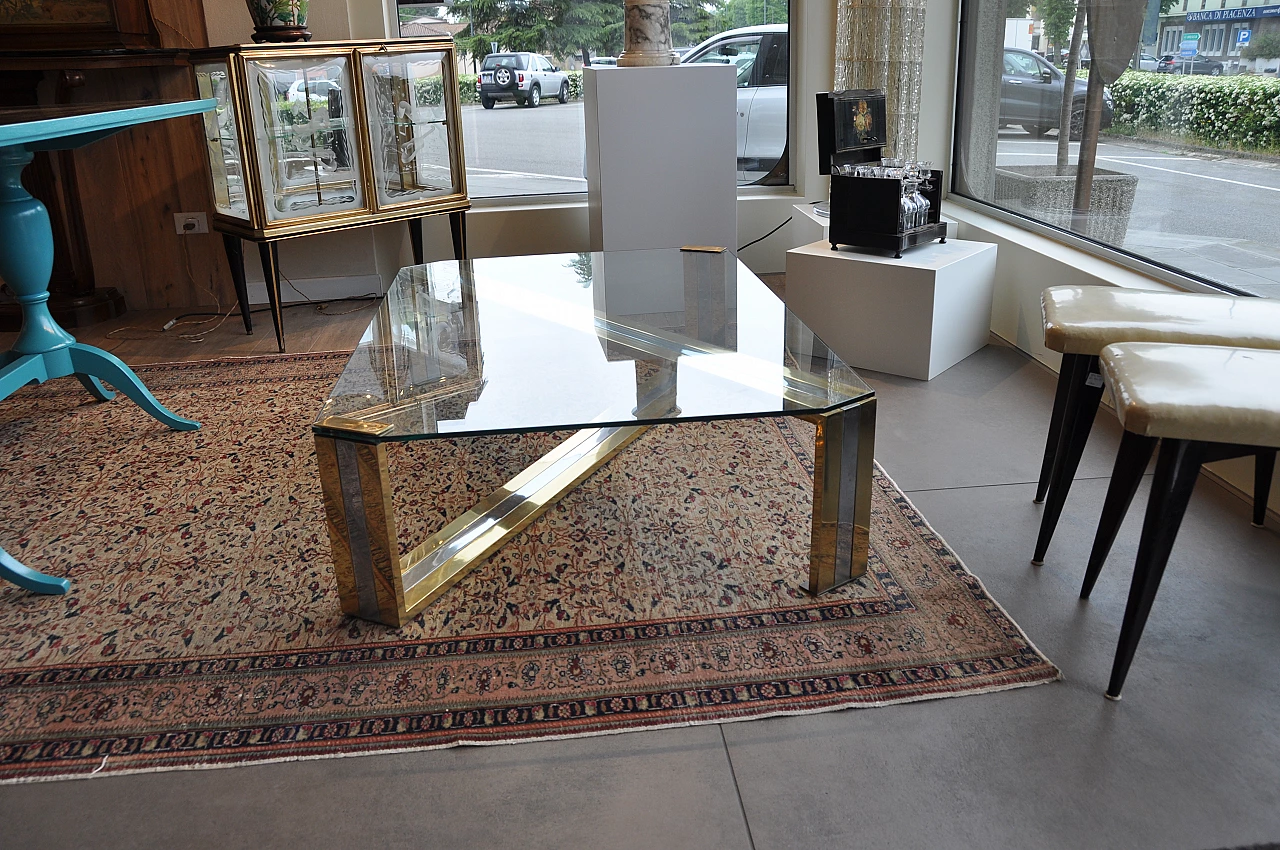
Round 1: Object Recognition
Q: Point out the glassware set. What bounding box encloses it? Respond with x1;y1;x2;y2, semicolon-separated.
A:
833;158;935;232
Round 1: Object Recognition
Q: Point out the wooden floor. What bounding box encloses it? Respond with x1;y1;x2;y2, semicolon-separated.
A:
0;303;376;366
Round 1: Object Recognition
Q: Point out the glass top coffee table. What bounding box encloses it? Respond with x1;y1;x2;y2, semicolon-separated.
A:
314;248;875;627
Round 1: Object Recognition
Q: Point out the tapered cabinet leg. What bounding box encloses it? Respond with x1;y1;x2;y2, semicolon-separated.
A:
1035;363;1075;504
223;234;252;335
315;434;406;626
450;210;467;261
1106;438;1205;700
802;397;876;595
1081;430;1157;599
257;241;286;353
1033;354;1103;565
408;217;425;266
1254;450;1275;528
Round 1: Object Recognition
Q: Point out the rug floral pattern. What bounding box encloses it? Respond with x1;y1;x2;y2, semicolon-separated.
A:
0;353;1058;781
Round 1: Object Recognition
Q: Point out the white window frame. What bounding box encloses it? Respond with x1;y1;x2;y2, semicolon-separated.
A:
1162;26;1185;53
1228;22;1248;55
1203;23;1226;54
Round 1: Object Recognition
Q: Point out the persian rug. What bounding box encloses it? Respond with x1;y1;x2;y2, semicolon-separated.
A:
0;353;1058;782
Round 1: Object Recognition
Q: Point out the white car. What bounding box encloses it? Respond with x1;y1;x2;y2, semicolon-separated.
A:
1138;52;1158;72
681;24;789;183
478;52;570;108
286;78;342;110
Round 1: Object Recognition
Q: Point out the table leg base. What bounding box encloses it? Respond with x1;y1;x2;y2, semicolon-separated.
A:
0;343;199;593
318;425;648;628
0;544;69;595
0;344;199;430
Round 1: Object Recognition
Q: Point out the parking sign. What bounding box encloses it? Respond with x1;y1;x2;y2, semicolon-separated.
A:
1239;29;1252;45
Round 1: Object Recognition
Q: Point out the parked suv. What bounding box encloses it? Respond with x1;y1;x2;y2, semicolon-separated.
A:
478;52;570;108
1001;47;1113;140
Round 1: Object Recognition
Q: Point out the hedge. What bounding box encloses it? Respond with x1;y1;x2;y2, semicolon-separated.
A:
1108;70;1280;150
416;71;585;106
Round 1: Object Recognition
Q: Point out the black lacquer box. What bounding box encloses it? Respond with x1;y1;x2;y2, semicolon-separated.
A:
816;90;947;258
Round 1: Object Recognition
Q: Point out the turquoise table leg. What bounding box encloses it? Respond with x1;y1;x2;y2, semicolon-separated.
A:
0;143;200;593
77;373;115;401
0;545;69;595
69;344;198;430
0;353;47;403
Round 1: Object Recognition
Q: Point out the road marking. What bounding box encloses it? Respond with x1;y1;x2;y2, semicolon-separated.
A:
1099;157;1280;192
996;151;1280;192
468;166;587;183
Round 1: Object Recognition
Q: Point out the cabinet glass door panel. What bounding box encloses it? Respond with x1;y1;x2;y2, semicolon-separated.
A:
244;54;367;223
194;61;249;220
360;50;459;207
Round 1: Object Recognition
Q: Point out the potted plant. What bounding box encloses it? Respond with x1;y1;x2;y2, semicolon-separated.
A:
247;0;311;43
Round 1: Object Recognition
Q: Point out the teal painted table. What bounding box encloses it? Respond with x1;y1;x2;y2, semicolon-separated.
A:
0;99;216;596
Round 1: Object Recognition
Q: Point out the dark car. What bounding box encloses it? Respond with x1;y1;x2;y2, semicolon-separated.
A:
1156;53;1224;75
1001;47;1113;140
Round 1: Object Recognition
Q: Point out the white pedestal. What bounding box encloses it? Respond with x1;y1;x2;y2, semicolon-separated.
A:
785;239;998;380
584;65;737;252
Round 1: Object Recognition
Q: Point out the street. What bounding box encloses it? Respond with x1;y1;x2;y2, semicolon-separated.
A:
458;101;587;197
997;129;1280;297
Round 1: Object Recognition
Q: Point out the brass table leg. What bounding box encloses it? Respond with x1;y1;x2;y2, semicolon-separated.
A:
801;396;877;594
316;424;647;628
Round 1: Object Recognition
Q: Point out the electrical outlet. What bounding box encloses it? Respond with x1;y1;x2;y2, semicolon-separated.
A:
174;212;209;234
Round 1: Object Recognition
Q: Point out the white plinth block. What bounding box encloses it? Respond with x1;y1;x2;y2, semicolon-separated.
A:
585;65;737;252
785;239;998;380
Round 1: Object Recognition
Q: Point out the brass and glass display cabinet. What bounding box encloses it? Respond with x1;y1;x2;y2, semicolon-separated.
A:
191;38;469;351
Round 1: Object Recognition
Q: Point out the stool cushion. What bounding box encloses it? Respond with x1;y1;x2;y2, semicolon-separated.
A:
1042;286;1280;356
1100;343;1280;448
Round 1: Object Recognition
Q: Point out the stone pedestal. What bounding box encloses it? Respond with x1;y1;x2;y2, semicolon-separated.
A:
994;165;1137;244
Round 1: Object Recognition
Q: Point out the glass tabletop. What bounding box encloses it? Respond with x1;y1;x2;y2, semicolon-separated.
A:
314;249;872;442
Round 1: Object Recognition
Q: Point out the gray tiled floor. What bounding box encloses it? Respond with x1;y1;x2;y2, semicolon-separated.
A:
3;342;1279;849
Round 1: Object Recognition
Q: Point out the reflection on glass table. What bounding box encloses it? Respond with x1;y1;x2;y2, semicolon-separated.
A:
313;249;877;628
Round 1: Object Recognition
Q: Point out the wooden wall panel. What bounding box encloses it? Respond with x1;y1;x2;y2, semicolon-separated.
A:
71;64;234;311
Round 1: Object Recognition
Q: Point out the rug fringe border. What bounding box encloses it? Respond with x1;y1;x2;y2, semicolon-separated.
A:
0;668;1057;786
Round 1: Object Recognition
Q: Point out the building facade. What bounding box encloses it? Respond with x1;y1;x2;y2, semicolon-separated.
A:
1159;0;1280;66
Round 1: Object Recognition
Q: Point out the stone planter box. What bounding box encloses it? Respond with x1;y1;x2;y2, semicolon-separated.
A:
994;165;1138;244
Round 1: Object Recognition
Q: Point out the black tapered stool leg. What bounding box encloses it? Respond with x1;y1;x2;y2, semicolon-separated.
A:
222;234;253;335
1254;450;1276;528
1032;353;1103;565
1035;361;1076;503
1106;438;1205;700
450;209;467;260
408;217;425;266
1081;430;1158;599
257;241;286;353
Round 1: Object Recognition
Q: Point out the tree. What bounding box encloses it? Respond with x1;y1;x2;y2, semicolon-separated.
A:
710;0;786;33
1007;0;1034;18
1039;0;1077;59
1242;32;1280;60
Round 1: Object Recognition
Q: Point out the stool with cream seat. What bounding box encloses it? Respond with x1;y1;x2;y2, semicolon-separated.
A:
1081;343;1280;700
1031;286;1280;566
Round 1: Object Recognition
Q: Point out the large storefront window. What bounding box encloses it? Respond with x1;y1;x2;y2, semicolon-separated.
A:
397;0;790;198
955;0;1280;299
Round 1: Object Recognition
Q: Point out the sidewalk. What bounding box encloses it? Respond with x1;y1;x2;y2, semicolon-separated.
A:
1123;229;1280;298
